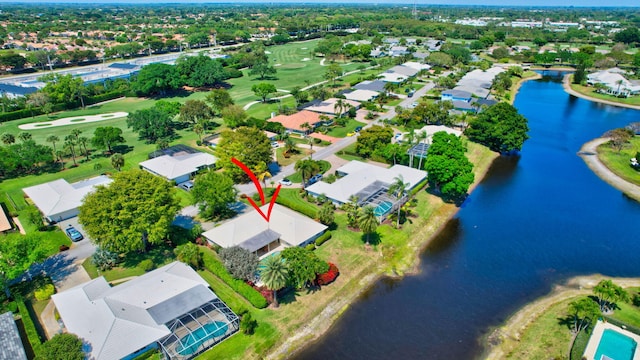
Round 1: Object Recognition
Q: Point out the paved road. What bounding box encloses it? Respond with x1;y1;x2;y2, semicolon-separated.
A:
236;81;434;195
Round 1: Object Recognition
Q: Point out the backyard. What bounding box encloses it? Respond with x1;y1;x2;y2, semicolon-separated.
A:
597;137;640;186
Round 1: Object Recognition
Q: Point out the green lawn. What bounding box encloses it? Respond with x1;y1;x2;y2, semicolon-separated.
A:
82;244;178;282
570;82;640;106
326;119;366;138
286;160;330;183
597;137;640;186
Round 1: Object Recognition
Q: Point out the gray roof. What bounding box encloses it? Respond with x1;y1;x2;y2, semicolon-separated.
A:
354;80;387;93
451;100;475;111
140;152;216;181
239;229;281;253
52;262;216;360
387;65;419;77
0;312;27;360
442;89;472;99
202;203;327;249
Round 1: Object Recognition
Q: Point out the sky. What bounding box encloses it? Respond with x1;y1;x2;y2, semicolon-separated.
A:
0;0;637;6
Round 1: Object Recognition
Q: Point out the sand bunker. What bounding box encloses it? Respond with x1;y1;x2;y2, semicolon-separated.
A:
19;112;128;130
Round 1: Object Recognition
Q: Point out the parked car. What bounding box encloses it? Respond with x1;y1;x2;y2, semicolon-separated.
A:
271;141;280;148
178;180;194;191
354;126;362;132
307;173;323;185
65;225;84;242
279;178;292;186
347;132;356;137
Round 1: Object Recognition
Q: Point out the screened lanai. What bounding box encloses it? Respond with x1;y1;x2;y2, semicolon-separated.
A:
158;298;239;360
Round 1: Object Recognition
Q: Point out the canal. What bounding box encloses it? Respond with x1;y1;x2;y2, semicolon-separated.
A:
295;71;640;359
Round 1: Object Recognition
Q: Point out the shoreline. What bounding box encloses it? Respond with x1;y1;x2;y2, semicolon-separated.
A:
265;72;539;360
483;275;640;359
578;137;640;202
562;74;640;111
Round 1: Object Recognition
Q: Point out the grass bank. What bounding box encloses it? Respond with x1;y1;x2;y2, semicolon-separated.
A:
597;137;640;187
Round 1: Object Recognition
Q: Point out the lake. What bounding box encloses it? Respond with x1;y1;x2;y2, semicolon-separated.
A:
295;71;640;359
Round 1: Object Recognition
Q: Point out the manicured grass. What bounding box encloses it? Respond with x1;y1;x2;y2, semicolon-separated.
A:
286;160;330;183
82;244;177;282
504;296;577;359
597;137;640;186
570;82;640;106
325;118;366;138
275;147;308;167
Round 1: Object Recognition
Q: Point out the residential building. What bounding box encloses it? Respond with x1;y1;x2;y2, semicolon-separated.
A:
302;98;360;117
140;147;216;184
52;261;239;360
343;89;379;102
587;69;640;97
23;175;113;223
354;80;388;93
202;203;328;258
389;46;409;57
441;89;473;102
0;312;27;360
268;110;331;134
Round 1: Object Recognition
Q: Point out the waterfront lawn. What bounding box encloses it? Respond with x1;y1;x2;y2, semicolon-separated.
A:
597;137;640;186
570;82;640;107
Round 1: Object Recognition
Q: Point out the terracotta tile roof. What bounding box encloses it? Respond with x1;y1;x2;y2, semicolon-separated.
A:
268;110;330;132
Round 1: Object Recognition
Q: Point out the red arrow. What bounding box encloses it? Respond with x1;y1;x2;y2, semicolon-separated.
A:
232;157;281;222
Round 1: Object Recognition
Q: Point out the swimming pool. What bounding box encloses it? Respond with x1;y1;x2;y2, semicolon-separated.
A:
594;329;637;360
373;201;393;217
175;321;229;356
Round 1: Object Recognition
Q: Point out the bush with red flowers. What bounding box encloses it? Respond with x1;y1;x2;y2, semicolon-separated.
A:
316;263;339;286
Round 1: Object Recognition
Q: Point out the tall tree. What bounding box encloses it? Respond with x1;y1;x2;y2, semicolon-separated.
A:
191;170;237;220
205;89;234;115
78;136;90;161
91;127;125;153
179;100;213;126
593;279;629;313
221;105;248;128
294;159;321;188
214;127;273;183
281;247;328;289
78;169;181;253
358;206;378;245
64;135;78;166
355;125;393;158
126;107;175;143
176;54;228;88
387;175;408;228
45;135;59;155
250;59;277;80
567;298;601;334
37;333;84;360
425;132;474;200
465;102;529;154
324;62;342;86
131;63;181;96
1;133;15;145
606;128;634;153
0;233;47;298
260;254;288;308
251;82;277;103
253;161;272;188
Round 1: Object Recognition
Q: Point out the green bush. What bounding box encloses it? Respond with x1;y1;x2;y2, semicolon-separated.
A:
411;178;429;196
138;259;155;272
239;312;258;335
305;243;316;251
315;231;332;246
34;284;55;301
275;195;317;219
16;299;43;354
201;250;268;309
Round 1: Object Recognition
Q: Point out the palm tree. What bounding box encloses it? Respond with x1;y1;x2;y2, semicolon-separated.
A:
1;133;15;145
17;132;32;143
78;136;90;161
334;98;346;118
388;175;409;228
254;161;272;188
260;254;288;308
70;129;82;142
64;135;77;166
616;79;624;96
295;159;320;189
300;122;311;135
358;206;378;246
284;137;296;156
46;135;59;155
111;153;124;171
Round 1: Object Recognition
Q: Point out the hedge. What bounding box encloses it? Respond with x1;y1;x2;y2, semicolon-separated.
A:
201;250;268;309
411;178;429;196
315;231;332;246
16;299;43;355
275;195;318;219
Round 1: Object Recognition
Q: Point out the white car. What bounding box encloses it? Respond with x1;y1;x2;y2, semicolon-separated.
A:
271;141;280;148
279;178;292;186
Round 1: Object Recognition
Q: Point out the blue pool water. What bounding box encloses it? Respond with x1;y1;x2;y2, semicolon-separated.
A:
594;329;637;360
373;201;393;217
176;321;228;356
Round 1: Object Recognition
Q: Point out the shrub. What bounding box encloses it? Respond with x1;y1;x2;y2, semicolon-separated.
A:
38;333;84;360
34;284;55;301
239;312;258;335
174;243;203;269
201;250;267;308
316;263;340;286
6;301;18;313
16;300;42;354
632;293;640;307
315;231;332;246
219;246;259;281
138;259;155;272
305;243;316;251
92;247;119;271
275;195;318;219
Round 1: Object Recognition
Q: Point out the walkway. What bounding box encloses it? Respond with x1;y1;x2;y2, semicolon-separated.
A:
18;112;129;130
578;137;640;202
562;75;640;111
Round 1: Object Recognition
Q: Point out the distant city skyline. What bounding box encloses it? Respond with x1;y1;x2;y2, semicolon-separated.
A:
0;0;638;7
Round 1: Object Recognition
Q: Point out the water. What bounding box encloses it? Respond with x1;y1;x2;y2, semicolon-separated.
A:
595;329;637;360
176;321;228;355
295;71;640;360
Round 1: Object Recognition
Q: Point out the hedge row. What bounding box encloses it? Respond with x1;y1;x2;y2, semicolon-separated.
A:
201;250;268;309
276;195;318;219
315;231;332;246
411;178;429;196
16;299;43;355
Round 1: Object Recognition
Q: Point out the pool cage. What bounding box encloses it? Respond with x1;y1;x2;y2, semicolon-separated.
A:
357;183;407;222
158;298;239;360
